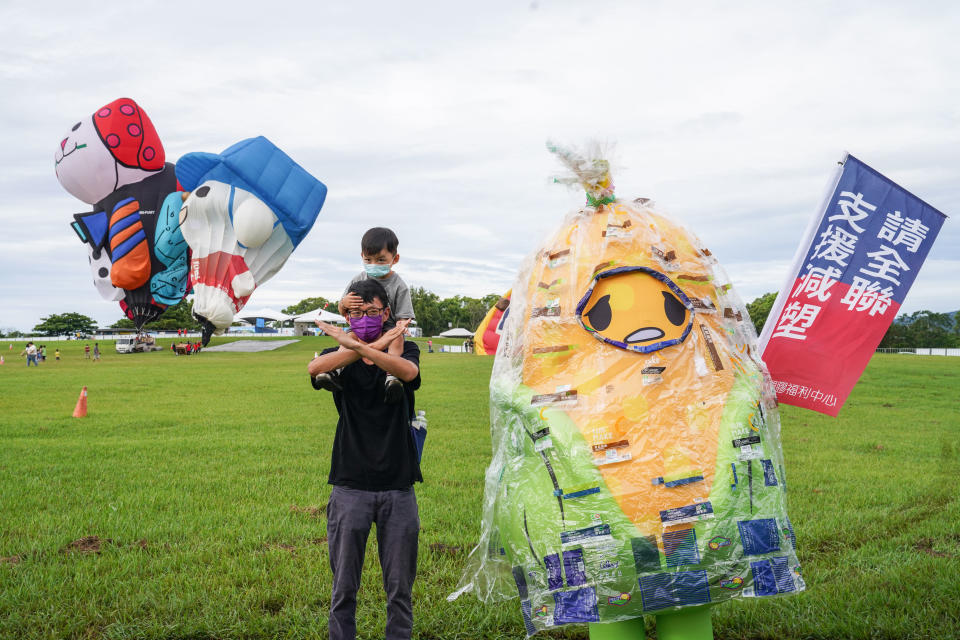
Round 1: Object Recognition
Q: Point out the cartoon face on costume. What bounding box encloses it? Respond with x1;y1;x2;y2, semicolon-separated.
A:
578;267;692;351
179;181;293;330
55;98;164;205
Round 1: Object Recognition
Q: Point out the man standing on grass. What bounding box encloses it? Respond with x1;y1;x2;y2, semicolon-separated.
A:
22;342;38;366
308;278;422;640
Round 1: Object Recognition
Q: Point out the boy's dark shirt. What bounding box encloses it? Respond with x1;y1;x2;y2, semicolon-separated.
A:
322;340;422;491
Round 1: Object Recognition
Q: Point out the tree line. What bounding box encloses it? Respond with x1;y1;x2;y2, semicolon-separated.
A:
745;292;960;348
12;292;959;347
278;289;501;337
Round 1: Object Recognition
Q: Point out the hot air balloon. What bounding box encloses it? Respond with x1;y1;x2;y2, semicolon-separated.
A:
474;290;511;355
175;136;327;344
454;144;802;639
55;97;189;329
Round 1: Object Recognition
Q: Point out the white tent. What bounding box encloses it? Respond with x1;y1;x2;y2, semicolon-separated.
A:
236;308;293;324
292;307;347;324
439;327;474;338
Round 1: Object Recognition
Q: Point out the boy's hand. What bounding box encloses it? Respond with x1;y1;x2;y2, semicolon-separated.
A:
341;292;363;311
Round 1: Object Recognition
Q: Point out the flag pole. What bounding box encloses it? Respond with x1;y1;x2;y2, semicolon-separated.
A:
758;152;849;354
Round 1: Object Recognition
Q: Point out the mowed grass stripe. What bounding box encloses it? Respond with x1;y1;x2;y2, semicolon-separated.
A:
1;340;958;639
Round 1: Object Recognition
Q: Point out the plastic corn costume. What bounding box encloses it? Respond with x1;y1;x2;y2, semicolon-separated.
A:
452;144;803;637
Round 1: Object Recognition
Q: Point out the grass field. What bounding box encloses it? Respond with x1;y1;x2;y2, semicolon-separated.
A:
1;338;958;640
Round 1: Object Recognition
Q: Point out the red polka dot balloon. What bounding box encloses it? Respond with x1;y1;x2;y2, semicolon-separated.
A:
93;98;164;171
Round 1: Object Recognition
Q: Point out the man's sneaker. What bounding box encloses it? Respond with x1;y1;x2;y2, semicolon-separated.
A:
312;371;342;392
384;374;403;403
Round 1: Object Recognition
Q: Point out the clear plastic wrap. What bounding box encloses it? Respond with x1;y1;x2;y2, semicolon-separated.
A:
451;145;803;635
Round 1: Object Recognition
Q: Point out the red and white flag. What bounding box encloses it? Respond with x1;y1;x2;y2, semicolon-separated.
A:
759;154;947;416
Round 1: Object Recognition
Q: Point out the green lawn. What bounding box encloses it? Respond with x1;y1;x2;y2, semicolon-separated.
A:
1;340;958;639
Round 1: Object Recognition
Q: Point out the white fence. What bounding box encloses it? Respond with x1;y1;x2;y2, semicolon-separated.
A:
436;345;473;353
0;330;286;343
876;347;960;356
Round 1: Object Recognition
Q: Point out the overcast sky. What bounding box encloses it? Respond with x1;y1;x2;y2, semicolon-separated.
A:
1;0;957;331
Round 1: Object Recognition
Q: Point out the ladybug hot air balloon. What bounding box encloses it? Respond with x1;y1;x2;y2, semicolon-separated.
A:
453;144;802;639
54;98;189;330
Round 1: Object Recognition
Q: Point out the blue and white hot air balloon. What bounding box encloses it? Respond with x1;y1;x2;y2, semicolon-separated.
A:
175;136;327;343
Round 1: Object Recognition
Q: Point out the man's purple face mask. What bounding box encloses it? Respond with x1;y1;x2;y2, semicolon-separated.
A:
349;314;384;342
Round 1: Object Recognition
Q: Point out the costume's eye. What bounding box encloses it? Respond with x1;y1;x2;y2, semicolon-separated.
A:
71;122;81;131
576;266;692;353
586;294;612;331
663;291;686;326
196;186;210;197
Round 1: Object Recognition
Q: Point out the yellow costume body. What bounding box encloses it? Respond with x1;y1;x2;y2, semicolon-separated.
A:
455;149;803;636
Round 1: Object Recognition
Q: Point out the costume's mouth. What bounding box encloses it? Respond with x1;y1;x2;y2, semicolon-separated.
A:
624;327;665;343
55;142;87;166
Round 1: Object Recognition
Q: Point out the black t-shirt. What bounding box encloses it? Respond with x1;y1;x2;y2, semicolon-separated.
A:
323;341;422;490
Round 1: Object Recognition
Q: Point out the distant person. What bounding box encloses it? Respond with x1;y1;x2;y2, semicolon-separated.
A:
321;228;415;402
84;344;90;359
93;343;100;362
308;278;422;640
427;339;433;353
54;348;61;361
40;345;47;361
22;342;38;367
171;342;176;356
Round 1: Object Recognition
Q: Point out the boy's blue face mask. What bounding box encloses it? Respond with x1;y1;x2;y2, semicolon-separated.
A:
363;263;392;278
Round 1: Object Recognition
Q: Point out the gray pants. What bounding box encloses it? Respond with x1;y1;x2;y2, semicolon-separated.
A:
327;485;419;640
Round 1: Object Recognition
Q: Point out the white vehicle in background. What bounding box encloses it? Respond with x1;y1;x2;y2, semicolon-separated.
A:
115;333;161;353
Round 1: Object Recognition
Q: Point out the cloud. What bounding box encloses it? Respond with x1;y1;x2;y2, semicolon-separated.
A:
1;1;958;330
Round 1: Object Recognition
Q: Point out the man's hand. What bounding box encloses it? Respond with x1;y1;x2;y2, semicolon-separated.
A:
316;320;362;350
369;324;404;350
395;318;412;333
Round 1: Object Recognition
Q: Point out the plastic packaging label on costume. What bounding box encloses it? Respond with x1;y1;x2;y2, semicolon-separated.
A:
592;440;631;466
641;366;666;385
450;144;803;635
534;436;554;452
660;502;715;527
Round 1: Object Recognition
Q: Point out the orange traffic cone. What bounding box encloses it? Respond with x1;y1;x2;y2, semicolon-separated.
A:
72;386;88;418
